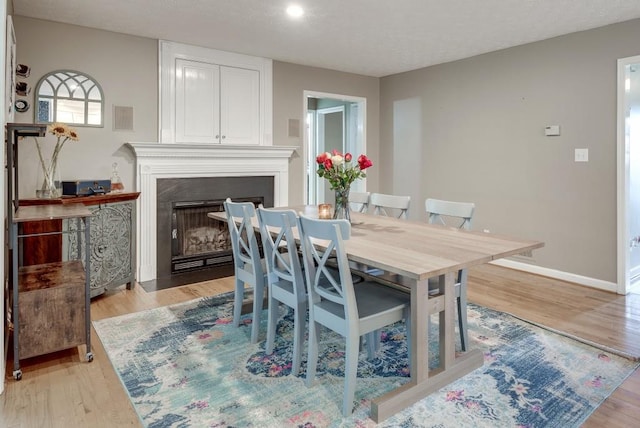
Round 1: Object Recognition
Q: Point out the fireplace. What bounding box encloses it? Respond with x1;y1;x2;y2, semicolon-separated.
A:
171;200;233;274
153;175;273;289
127;142;296;284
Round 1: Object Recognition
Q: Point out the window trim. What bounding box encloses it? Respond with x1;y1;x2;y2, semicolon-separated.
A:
35;69;104;127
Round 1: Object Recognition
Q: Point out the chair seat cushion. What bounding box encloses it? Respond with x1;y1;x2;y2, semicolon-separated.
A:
315;280;409;321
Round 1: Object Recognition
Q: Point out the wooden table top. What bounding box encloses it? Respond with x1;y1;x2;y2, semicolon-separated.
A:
210;205;544;282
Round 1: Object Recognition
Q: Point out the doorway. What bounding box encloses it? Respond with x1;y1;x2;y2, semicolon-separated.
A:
303;91;366;205
617;55;640;294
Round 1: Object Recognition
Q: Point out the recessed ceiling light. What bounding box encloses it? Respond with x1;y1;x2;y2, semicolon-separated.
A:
286;5;304;18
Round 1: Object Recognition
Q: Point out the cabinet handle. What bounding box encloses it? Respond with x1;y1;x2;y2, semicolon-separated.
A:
215;135;220;139
221;135;226;139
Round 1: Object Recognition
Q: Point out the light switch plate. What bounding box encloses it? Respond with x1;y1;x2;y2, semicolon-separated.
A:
575;148;589;162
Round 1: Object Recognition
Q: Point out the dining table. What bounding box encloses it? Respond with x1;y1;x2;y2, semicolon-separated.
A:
210;205;544;422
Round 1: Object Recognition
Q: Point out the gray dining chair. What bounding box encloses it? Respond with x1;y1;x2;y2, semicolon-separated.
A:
349;191;370;213
425;198;475;351
256;207;307;375
370;193;411;219
224;198;267;344
298;214;410;416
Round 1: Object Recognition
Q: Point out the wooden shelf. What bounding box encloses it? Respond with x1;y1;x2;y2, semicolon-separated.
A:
13;204;92;223
19;192;140;207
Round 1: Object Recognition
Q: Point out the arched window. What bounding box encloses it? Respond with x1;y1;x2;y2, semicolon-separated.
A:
35;70;103;127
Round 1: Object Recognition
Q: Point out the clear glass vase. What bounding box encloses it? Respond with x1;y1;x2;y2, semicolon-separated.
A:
36;157;61;199
333;186;351;223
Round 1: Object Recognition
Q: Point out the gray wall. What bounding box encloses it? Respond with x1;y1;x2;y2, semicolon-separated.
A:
272;61;380;206
380;19;640;283
12;16;158;196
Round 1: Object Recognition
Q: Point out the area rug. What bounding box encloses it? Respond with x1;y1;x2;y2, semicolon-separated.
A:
93;292;639;427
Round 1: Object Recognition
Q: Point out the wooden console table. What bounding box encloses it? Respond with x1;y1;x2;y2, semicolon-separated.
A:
19;192;140;297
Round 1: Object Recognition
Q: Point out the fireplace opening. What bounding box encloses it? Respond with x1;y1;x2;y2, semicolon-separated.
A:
171;197;263;274
147;175;274;292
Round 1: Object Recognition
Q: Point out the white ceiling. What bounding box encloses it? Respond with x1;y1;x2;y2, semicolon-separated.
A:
13;0;640;77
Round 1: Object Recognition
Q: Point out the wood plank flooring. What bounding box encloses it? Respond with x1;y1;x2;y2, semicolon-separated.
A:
1;265;639;427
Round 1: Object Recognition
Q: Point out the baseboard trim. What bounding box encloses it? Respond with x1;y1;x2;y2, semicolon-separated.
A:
490;259;618;293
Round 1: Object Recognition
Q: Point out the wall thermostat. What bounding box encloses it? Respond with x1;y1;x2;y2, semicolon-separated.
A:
545;125;561;136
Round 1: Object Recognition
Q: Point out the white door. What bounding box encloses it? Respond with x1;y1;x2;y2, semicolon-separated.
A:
220;66;260;145
175;59;220;144
316;106;345;204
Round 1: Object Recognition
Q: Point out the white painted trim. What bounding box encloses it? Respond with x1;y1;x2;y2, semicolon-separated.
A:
617;55;640;295
302;90;367;204
159;40;272;145
126;142;296;282
0;1;8;396
491;259;618;293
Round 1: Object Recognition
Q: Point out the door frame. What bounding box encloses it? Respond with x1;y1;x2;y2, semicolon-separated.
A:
616;54;640;294
314;105;346;204
302;90;367;204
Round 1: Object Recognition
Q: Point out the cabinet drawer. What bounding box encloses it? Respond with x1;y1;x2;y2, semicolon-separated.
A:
17;261;86;359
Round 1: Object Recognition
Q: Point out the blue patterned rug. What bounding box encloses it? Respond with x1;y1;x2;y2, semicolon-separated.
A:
93;292;638;427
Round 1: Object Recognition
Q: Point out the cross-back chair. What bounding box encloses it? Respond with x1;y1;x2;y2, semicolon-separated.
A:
370;193;411;219
256;207;307;375
349;191;370;213
298;215;411;416
425;198;475;351
224;198;267;344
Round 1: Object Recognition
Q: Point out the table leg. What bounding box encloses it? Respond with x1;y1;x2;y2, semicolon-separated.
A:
410;278;429;383
440;271;456;369
371;271;483;422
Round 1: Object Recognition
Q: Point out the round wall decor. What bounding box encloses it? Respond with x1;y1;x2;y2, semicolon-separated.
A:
14;99;29;113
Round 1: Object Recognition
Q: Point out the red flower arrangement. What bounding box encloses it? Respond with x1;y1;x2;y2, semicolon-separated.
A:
315;150;373;191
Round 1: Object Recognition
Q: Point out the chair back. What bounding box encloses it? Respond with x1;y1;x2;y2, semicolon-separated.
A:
256;207;306;303
349;191;370;213
370;193;411;219
425;198;475;230
223;198;264;282
298;215;358;322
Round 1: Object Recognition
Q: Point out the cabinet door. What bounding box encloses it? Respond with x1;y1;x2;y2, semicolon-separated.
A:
220;66;260;145
66;201;135;297
175;59;220;144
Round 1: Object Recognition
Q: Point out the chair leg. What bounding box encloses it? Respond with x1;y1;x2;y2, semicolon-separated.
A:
457;294;468;352
233;277;244;328
343;335;360;416
250;281;265;344
291;305;305;376
365;330;380;360
306;320;320;387
265;293;278;354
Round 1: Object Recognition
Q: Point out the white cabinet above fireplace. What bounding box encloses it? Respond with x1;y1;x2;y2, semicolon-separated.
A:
160;40;272;146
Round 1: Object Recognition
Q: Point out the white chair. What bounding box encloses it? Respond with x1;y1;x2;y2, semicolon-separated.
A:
370;193;411;219
256;207;307;375
224;198;267;344
349;191;370;213
298;215;410;416
425;198;475;351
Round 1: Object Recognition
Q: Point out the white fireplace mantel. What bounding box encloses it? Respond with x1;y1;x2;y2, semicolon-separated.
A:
126;142;297;282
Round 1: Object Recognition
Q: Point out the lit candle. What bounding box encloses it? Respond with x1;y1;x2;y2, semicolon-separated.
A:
318;204;332;219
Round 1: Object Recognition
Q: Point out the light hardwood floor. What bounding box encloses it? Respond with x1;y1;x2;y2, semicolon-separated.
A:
1;265;639;427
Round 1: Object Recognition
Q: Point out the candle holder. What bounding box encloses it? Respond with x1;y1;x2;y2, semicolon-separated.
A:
318;204;332;219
